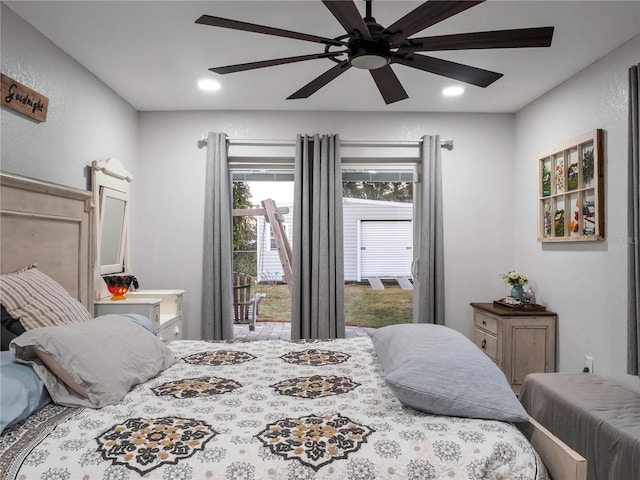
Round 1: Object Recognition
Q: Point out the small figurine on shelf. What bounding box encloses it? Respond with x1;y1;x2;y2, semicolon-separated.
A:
523;289;536;304
103;275;139;300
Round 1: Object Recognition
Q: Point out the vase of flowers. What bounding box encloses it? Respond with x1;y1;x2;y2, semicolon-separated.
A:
499;270;528;301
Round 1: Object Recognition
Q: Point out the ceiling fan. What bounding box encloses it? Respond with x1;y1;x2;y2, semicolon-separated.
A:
195;0;554;105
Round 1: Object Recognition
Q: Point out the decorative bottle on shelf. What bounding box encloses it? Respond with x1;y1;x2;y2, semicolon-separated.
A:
510;284;524;301
103;275;139;301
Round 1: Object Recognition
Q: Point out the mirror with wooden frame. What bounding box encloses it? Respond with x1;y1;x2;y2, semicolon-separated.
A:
92;158;132;276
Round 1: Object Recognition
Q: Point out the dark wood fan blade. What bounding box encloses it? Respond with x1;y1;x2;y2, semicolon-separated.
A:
322;0;371;40
210;53;344;74
398;27;554;53
369;66;409;104
287;61;351;99
387;1;484;43
392;54;502;87
196;14;344;47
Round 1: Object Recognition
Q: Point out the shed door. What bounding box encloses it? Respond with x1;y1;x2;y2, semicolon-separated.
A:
359;220;412;278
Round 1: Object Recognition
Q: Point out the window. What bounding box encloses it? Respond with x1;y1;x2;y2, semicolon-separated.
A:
342;166;416;328
229;153;424;329
231;169;294;281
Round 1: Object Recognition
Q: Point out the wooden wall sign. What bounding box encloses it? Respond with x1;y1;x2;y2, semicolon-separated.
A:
1;73;49;122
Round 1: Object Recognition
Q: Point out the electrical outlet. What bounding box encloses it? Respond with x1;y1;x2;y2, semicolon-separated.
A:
584;355;593;373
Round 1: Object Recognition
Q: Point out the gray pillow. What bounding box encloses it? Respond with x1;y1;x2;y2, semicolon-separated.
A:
372;323;529;422
11;315;176;408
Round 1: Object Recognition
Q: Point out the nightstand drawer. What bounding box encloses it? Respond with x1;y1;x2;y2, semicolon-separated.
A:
474;329;498;361
474;312;499;335
157;318;183;343
94;300;161;328
125;290;185;332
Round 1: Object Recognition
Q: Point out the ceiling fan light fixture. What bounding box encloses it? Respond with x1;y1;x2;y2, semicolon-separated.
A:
348;40;391;70
349;52;390;69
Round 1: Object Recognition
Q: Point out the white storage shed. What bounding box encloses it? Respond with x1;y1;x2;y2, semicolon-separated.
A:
255;198;413;283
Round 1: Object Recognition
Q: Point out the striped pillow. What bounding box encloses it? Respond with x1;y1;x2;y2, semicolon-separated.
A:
0;265;91;330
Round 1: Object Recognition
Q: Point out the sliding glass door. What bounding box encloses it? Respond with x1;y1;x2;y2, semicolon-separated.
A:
230;163;419;330
342;166;416;328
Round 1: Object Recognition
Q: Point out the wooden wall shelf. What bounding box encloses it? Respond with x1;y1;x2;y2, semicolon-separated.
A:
538;129;604;242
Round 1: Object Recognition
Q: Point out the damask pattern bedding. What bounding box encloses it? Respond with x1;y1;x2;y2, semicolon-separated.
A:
1;337;547;480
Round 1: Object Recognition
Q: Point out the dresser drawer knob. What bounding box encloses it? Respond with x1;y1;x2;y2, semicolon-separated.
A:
482;320;487;326
481;339;487;349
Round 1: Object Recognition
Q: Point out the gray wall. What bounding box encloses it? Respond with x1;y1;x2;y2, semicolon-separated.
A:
515;35;640;389
136;110;515;341
0;4;138;190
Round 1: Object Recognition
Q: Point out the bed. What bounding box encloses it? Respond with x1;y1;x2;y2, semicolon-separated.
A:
520;373;640;480
0;172;586;480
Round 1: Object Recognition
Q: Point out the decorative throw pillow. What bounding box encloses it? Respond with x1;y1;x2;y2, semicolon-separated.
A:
372;323;529;422
11;315;177;408
0;265;91;330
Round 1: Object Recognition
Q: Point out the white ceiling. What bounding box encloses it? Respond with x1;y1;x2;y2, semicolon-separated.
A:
6;1;639;113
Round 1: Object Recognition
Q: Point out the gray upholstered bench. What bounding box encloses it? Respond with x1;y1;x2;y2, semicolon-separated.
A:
519;373;640;480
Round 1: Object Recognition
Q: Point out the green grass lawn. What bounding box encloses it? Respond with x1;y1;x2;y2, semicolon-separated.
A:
254;283;412;329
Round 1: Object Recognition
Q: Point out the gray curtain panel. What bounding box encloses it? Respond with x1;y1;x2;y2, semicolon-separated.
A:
291;134;345;340
628;63;640;376
416;135;445;325
202;132;234;341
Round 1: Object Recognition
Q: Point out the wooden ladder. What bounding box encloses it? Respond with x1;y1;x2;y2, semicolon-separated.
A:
232;198;293;292
261;199;293;290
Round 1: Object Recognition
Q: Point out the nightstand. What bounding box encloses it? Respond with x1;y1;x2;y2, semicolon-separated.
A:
470;302;557;394
94;289;185;342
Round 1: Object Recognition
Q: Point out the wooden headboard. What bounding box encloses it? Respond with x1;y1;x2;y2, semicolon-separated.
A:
0;172;94;310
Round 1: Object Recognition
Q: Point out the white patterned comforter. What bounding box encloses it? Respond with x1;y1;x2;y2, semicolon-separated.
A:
2;337;547;480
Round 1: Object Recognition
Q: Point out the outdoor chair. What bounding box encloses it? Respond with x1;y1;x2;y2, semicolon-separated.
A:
232;272;266;331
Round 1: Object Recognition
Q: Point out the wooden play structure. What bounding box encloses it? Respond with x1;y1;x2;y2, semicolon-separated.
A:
231;199;292;328
233;199;293;290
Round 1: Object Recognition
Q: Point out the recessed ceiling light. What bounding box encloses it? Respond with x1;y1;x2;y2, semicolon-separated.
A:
198;78;221;92
442;86;465;97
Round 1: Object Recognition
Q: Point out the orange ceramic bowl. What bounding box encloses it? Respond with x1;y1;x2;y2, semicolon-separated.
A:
106;284;129;301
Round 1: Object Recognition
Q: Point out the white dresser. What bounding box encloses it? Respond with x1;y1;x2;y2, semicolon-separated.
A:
94;289;185;342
